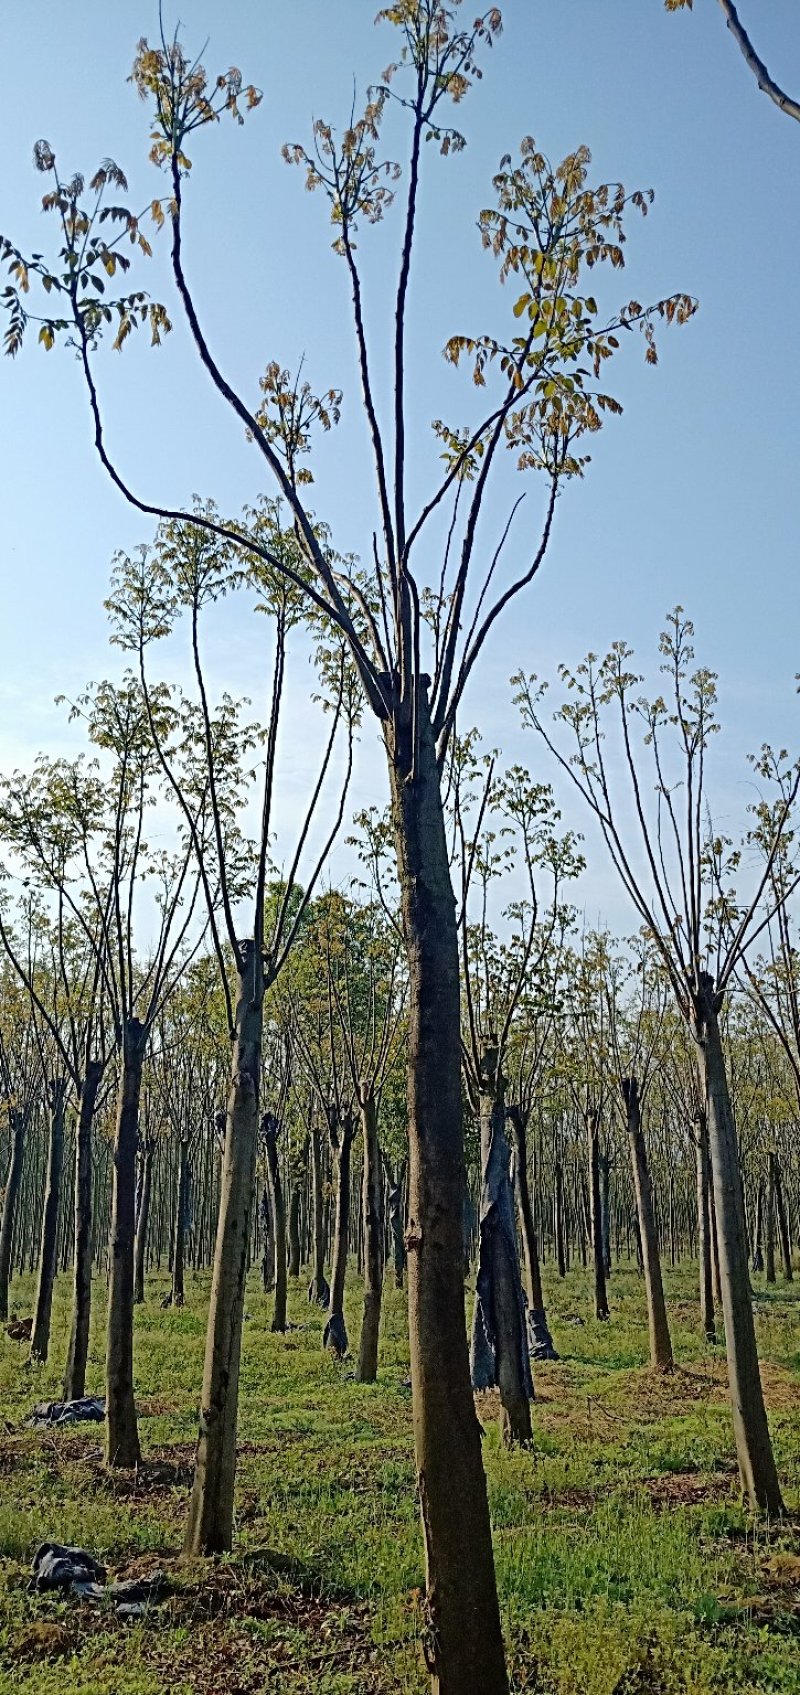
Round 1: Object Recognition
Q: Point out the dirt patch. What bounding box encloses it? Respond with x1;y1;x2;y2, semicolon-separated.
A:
640;1470;736;1509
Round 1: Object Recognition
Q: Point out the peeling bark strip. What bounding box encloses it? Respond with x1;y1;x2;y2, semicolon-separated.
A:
356;1084;384;1383
324;1108;354;1357
508;1105;558;1363
105;1018;146;1469
694;974;783;1514
64;1061;102;1401
184;940;263;1556
622;1077;672;1372
388;692;508;1694
30;1077;67;1363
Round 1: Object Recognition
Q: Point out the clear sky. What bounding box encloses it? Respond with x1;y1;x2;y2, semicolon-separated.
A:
1;1;798;927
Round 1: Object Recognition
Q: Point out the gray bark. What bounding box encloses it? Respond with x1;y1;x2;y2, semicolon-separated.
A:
30;1077;67;1363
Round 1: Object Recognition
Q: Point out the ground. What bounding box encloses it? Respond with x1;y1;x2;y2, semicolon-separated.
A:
0;1259;798;1694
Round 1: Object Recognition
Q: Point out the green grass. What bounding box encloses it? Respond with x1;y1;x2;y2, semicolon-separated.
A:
0;1257;798;1692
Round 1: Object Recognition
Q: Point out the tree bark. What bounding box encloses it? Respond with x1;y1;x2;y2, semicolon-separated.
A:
356;1084;384;1383
765;1150;777;1284
64;1060;102;1400
30;1077;67;1363
0;1107;26;1323
622;1077;672;1371
470;1070;533;1444
323;1108;354;1357
105;1019;146;1468
773;1155;793;1282
287;1185;302;1277
387;691;508;1694
133;1141;154;1306
386;1158;406;1290
752;1181;764;1274
694;975;783;1513
694;1112;716;1343
264;1116;287;1332
508;1105;557;1362
587;1111;610;1321
306;1120;329;1305
184;940;263;1555
554;1158;566;1278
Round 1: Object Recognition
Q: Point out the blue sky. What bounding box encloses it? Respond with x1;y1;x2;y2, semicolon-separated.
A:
1;0;798;926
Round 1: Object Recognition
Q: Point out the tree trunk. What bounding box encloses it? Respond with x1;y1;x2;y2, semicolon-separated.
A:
470;1069;533;1445
172;1139;190;1305
0;1108;26;1323
694;1112;716;1343
752;1181;764;1274
323;1108;354;1357
554;1158;566;1278
356;1084;384;1382
133;1142;154;1305
30;1077;67;1363
694;975;783;1513
765;1151;777;1284
105;1019;146;1468
508;1105;557;1362
184;941;263;1555
264;1116;287;1332
386;1158;406;1290
287;1185;302;1277
622;1077;672;1371
307;1121;329;1305
64;1060;102;1400
773;1155;793;1282
600;1151;612;1276
587;1111;610;1321
388;692;508;1695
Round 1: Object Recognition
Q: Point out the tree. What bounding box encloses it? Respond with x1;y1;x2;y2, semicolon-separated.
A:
1;12;695;1684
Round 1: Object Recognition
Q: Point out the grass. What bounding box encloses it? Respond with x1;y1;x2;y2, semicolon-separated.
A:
0;1257;798;1692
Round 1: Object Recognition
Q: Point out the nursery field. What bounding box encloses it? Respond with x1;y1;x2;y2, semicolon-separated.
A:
0;1264;798;1695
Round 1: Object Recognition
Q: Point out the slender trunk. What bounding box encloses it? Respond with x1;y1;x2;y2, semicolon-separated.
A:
260;1184;274;1292
388;694;508;1695
287;1186;302;1277
773;1155;793;1282
64;1061;102;1400
470;1073;533;1444
264;1118;287;1332
30;1078;67;1363
105;1020;146;1468
387;1159;406;1290
133;1143;153;1305
599;1152;612;1276
694;1113;716;1343
172;1139;190;1305
554;1158;566;1278
184;941;263;1555
765;1151;777;1284
307;1121;329;1305
694;975;783;1513
508;1106;557;1362
587;1111;609;1321
752;1182;764;1274
622;1078;672;1371
356;1084;384;1382
324;1109;354;1357
708;1171;723;1308
0;1108;26;1323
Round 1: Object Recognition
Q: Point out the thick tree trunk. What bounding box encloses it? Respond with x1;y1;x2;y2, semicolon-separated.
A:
622;1078;672;1371
694;1112;716;1343
105;1020;146;1468
694;975;783;1513
133;1143;154;1306
356;1085;384;1382
30;1077;67;1363
508;1106;557;1362
264;1117;287;1332
64;1061;102;1400
323;1109;354;1357
773;1155;793;1282
587;1111;610;1321
388;694;508;1695
306;1121;329;1305
184;941;263;1555
287;1186;302;1277
0;1108;26;1323
172;1139;190;1306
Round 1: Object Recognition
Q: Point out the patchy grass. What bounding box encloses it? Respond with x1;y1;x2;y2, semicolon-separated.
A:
0;1259;798;1692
